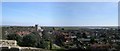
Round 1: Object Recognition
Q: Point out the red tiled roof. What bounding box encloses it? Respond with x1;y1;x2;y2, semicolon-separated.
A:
16;31;31;35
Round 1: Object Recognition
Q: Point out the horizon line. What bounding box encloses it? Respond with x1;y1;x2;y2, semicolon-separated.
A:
1;24;119;27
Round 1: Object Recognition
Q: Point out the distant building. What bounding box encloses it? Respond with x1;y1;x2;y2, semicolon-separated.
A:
35;24;38;31
16;31;31;36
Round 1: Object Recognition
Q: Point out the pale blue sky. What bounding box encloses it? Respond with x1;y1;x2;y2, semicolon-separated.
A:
2;2;118;26
2;0;119;2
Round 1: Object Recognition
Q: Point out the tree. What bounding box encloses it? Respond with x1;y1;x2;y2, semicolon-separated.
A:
76;32;81;38
54;34;65;46
22;33;37;47
90;37;95;44
49;39;52;50
7;34;22;45
36;39;48;49
82;33;87;38
61;28;64;30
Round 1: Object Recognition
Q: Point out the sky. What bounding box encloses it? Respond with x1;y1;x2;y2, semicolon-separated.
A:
2;2;118;26
2;0;119;2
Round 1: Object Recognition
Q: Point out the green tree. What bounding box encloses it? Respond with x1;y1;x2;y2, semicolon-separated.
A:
36;39;48;49
7;34;22;45
82;33;87;38
49;39;52;50
22;33;37;47
54;34;65;47
90;37;95;44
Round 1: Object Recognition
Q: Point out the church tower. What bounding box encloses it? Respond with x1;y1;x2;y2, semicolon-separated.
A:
35;24;38;31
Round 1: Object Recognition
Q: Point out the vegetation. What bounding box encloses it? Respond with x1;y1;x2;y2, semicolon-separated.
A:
6;33;48;49
3;26;119;51
7;34;22;45
22;33;37;47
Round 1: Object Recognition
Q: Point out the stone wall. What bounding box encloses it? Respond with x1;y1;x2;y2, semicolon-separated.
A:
20;47;50;51
1;46;51;51
0;40;51;51
0;40;17;46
